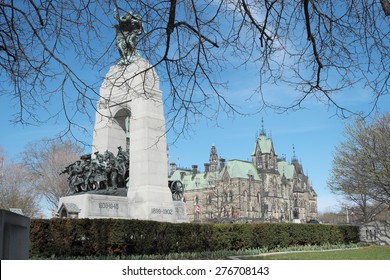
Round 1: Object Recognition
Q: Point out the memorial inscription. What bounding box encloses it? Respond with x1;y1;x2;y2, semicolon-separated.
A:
151;208;173;215
98;202;119;210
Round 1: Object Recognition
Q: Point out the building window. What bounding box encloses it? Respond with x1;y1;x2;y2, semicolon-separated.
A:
194;195;199;205
243;191;248;213
257;153;262;169
243;191;248;200
293;209;299;219
229;191;233;202
194;203;201;220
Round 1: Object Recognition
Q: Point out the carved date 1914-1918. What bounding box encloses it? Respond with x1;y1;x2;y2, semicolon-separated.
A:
99;202;119;210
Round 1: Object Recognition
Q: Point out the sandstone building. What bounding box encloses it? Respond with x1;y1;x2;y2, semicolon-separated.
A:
169;127;318;223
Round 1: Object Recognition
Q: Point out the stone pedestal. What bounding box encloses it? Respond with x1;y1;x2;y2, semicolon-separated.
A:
58;194;188;223
58;194;129;219
173;201;188;223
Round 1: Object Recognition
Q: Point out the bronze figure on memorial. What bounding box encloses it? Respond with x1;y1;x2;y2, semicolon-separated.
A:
60;147;129;194
114;9;143;65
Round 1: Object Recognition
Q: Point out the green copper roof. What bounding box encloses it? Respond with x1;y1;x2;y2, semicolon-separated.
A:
169;169;218;191
252;134;273;155
169;169;189;181
225;160;260;180
169;160;261;191
277;161;295;180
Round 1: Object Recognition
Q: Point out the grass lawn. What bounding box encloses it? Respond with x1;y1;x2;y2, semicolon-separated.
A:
241;246;390;260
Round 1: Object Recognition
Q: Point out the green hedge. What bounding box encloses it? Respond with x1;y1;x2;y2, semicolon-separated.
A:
30;219;360;258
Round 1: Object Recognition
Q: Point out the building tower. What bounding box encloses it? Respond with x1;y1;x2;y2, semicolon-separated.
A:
209;144;218;172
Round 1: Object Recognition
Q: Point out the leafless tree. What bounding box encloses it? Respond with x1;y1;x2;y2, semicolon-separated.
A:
318;202;387;224
206;179;235;222
21;139;83;211
0;156;40;217
328;113;390;221
1;1;389;142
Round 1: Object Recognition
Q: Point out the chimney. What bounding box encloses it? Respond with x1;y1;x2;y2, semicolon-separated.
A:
204;163;210;173
169;162;177;176
219;158;225;171
192;165;198;176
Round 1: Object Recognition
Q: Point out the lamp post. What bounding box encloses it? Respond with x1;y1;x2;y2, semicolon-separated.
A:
345;207;354;224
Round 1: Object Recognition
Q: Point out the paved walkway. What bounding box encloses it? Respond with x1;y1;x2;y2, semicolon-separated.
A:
228;247;362;260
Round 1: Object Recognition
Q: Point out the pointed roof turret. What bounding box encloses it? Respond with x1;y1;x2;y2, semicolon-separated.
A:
252;119;275;156
291;144;304;174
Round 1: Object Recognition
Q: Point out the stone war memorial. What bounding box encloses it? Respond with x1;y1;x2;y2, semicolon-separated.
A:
58;10;187;223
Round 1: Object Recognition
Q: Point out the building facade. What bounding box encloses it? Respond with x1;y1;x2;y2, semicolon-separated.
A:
169;129;318;223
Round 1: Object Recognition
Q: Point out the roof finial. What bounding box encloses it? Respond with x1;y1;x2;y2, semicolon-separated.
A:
260;117;266;136
292;144;297;161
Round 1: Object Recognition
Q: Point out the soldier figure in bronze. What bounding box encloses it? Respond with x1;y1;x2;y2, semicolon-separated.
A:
114;9;143;65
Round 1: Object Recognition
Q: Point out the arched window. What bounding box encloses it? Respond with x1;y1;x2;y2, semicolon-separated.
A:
114;108;131;152
242;191;248;214
243;190;248;201
194;195;199;205
293;209;299;219
270;151;274;169
207;195;212;204
223;208;229;217
229;191;233;202
257;153;262;169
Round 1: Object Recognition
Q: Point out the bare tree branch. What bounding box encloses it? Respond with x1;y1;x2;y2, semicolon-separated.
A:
0;0;388;143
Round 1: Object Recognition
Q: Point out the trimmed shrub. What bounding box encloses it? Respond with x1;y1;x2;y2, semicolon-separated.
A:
29;219;360;258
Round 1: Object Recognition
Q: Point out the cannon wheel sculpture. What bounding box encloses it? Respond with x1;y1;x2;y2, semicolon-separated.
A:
169;180;184;201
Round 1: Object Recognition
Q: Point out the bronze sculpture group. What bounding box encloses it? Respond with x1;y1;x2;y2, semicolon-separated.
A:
60;146;184;200
61;147;129;194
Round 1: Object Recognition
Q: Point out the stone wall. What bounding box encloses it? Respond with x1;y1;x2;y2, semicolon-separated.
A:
360;221;390;245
